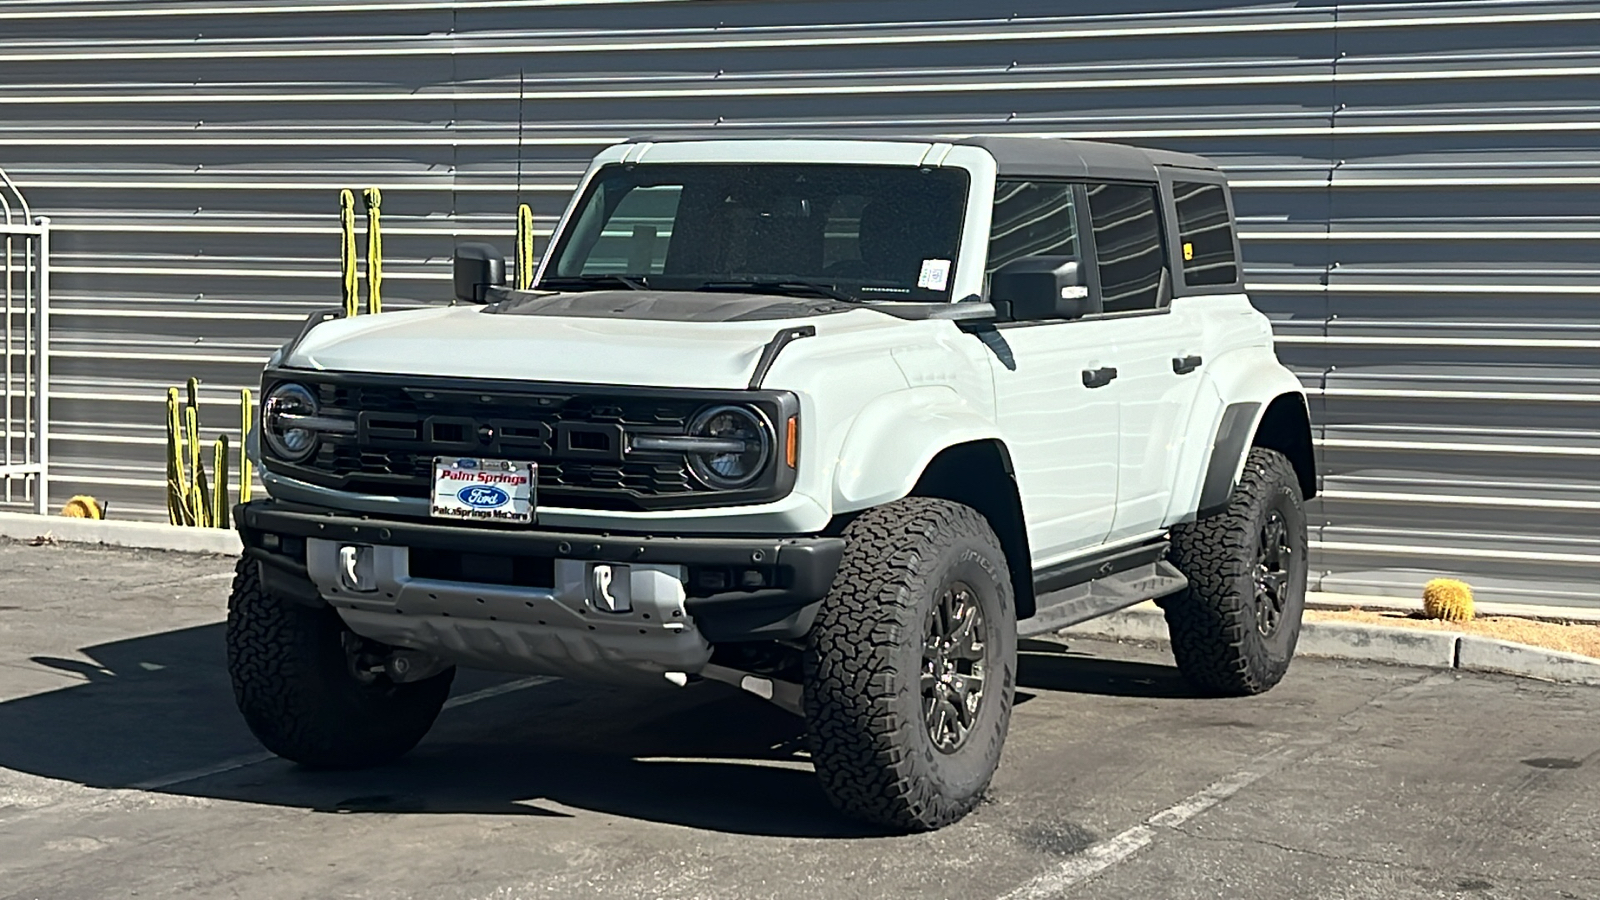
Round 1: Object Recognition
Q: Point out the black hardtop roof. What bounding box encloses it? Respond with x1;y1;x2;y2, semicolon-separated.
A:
620;134;1220;183
961;136;1217;181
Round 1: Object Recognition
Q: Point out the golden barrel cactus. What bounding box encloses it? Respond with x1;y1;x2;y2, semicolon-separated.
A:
1422;578;1475;622
59;495;104;519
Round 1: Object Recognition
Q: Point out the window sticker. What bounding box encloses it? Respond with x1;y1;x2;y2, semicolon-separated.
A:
917;258;952;291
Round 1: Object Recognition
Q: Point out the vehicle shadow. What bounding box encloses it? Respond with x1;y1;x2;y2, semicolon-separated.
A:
1;625;1191;838
1;622;871;837
1017;638;1198;699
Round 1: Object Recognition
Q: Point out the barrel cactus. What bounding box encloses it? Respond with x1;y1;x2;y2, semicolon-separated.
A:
1422;578;1475;622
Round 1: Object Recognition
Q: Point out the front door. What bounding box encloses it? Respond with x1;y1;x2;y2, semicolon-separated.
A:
983;180;1120;564
989;320;1123;561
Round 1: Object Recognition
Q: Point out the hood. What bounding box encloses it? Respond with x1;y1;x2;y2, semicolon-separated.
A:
282;292;915;390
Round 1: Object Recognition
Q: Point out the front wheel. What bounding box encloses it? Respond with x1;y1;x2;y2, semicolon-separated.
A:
225;558;454;768
803;497;1017;832
1164;447;1309;696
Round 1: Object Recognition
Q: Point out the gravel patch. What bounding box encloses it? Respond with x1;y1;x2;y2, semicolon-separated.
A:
1305;607;1600;660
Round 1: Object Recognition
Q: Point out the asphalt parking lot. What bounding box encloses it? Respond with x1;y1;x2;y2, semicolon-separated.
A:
2;540;1598;900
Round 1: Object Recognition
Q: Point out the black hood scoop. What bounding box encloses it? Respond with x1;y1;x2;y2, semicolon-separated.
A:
482;288;855;323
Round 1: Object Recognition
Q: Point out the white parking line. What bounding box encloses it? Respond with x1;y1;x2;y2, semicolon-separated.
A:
997;671;1453;899
443;675;557;711
187;572;238;583
130;750;277;791
996;767;1271;900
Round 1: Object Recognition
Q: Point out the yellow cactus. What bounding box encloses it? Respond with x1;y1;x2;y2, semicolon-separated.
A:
163;380;254;527
185;403;207;526
166;387;187;525
517;203;535;290
363;186;383;314
60;495;104;519
340;189;359;318
1422;578;1475;622
212;435;230;529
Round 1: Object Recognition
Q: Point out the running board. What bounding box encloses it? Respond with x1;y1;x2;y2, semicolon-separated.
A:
1016;560;1188;638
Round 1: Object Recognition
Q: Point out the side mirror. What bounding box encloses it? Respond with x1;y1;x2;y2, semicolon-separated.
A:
453;243;506;304
989;256;1095;321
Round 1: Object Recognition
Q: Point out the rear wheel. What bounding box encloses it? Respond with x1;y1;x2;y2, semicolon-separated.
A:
1164;447;1308;696
803;497;1017;831
226;558;454;768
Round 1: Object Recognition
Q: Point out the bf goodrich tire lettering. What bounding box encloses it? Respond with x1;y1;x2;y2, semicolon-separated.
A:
803;497;1017;832
1164;447;1309;696
225;558;454;768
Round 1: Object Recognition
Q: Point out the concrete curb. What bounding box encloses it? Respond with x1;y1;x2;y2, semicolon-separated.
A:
0;511;241;555
1297;620;1459;669
1456;635;1600;688
1063;602;1600;687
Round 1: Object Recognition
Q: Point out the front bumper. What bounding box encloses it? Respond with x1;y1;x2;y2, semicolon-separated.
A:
236;500;844;648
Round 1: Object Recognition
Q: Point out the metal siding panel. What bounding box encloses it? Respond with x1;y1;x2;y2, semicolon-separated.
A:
1316;2;1600;607
0;0;1594;607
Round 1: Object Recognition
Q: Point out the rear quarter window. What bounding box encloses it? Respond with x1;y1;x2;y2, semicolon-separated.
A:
1173;181;1238;287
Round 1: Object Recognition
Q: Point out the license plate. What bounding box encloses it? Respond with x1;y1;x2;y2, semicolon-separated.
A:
431;457;536;523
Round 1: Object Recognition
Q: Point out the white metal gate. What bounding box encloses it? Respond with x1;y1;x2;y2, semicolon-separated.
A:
1;167;49;514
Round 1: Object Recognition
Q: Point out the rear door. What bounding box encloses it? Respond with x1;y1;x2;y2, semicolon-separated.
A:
1080;181;1209;543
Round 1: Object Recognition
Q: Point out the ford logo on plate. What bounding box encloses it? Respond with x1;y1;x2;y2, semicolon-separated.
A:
457;485;510;509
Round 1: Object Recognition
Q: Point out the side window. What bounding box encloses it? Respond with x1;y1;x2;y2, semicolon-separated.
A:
1085;182;1166;313
1173;181;1238;287
987;180;1078;274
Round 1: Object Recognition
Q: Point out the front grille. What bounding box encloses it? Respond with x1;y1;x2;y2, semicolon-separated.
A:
264;373;791;511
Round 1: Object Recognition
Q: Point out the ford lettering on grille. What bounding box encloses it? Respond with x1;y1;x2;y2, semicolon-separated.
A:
457;485;510;509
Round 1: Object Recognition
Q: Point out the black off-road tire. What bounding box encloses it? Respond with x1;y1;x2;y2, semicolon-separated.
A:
803;497;1017;832
1164;447;1309;696
226;558;454;768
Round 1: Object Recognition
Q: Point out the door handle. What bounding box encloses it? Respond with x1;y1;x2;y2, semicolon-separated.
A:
1082;366;1118;389
1172;355;1203;375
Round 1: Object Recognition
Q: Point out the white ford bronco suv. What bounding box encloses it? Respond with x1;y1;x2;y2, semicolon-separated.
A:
229;136;1315;832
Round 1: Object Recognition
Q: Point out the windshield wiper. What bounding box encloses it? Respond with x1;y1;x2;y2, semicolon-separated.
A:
538;273;650;291
697;279;861;304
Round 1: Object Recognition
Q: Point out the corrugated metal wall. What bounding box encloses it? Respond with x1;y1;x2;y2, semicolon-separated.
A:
2;0;1596;607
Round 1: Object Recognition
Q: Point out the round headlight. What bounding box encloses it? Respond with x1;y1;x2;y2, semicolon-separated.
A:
687;405;771;489
262;382;320;462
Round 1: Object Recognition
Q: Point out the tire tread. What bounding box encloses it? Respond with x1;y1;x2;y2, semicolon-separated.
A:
1164;447;1305;696
803;497;1014;831
225;558;453;768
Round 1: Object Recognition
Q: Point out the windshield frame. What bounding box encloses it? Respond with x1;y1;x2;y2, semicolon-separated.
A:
534;140;998;304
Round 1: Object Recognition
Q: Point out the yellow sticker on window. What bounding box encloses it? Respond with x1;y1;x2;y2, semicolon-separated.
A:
1182;242;1194;261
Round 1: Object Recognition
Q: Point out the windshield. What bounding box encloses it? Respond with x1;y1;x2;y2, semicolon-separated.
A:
543;163;970;302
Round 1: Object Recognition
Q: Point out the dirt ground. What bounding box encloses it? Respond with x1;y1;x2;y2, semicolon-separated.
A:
1306;607;1600;659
